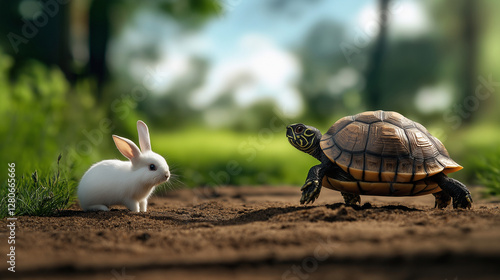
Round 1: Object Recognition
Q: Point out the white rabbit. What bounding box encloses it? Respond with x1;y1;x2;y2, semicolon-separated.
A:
77;120;170;212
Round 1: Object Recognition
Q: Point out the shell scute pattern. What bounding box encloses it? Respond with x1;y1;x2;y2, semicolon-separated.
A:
320;110;462;186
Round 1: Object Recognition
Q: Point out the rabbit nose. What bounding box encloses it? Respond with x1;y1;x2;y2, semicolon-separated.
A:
165;172;170;179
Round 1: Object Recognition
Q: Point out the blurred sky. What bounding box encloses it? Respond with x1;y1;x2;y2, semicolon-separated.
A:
109;0;431;118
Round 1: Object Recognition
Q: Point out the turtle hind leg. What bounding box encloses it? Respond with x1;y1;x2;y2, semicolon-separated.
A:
341;192;361;206
432;172;472;209
432;191;451;209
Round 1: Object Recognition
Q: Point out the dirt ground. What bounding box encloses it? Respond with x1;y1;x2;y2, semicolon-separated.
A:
1;186;500;280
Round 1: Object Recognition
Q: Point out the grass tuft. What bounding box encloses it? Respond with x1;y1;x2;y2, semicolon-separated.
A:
0;155;77;218
476;155;500;197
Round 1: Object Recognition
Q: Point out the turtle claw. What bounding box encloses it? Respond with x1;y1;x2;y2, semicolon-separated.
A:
300;180;313;191
300;180;321;205
453;193;473;209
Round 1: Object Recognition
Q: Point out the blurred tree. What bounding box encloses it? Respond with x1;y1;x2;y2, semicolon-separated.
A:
0;0;223;98
298;20;351;125
460;0;479;124
364;0;390;110
159;0;224;25
0;0;73;81
429;0;483;124
88;0;114;100
378;38;441;113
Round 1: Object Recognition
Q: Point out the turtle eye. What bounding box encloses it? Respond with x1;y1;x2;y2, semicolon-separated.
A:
295;125;305;134
149;164;156;171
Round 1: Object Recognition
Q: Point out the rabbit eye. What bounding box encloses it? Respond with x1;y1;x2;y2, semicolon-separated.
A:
149;164;156;171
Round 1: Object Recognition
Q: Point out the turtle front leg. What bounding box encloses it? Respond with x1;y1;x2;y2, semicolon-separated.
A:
300;164;324;205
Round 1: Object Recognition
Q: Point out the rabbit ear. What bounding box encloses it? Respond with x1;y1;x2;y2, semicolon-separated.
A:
137;120;151;152
112;135;142;161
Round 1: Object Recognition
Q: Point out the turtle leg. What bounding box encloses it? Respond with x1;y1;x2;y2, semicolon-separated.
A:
432;172;472;209
341;192;361;206
300;164;324;205
432;191;451;209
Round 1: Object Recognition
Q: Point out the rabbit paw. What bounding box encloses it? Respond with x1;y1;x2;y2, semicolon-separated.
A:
139;200;148;212
124;199;140;212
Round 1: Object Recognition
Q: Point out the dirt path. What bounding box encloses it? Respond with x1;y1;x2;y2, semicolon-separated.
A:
1;186;500;280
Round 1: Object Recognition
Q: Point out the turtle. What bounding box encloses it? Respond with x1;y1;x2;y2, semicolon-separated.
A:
286;110;472;209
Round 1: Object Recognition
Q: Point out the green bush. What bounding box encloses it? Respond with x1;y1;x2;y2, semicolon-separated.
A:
0;52;117;182
444;123;500;196
0;51;116;216
471;145;500;197
477;157;500;197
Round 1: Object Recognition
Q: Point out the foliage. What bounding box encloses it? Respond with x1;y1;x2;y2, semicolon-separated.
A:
0;156;77;218
426;122;499;199
159;0;225;23
447;123;500;197
0;52;117;182
477;156;500;197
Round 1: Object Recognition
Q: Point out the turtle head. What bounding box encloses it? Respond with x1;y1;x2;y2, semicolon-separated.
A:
286;123;322;157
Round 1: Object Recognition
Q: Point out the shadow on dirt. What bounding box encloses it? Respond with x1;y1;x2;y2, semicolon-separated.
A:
326;202;421;212
53;209;151;220
219;206;310;225
150;205;312;226
55;202;420;225
150;202;422;227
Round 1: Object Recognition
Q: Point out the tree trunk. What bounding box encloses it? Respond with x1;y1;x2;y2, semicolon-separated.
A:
461;0;478;124
364;0;390;110
88;0;113;100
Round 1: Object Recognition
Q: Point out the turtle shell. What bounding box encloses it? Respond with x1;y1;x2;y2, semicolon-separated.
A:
320;110;462;196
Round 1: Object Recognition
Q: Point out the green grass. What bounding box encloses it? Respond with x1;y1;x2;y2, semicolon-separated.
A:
151;128;318;188
477;157;500;197
444;123;500;196
0;157;77;218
